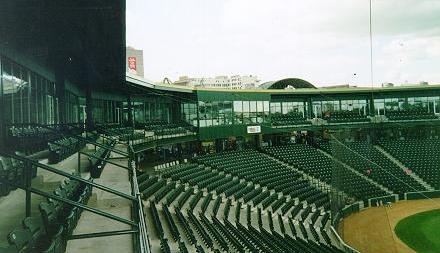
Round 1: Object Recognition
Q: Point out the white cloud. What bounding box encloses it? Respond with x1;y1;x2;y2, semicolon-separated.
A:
127;0;440;86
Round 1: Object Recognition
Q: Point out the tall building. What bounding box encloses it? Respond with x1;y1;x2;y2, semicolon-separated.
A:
126;46;144;77
174;75;260;89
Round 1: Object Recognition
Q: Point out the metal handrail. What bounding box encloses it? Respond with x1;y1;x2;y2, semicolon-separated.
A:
127;144;151;253
0;152;136;201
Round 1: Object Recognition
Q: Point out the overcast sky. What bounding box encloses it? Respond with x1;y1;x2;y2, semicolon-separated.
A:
127;0;440;87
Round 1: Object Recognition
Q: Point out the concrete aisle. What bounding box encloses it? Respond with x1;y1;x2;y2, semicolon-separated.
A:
66;155;134;253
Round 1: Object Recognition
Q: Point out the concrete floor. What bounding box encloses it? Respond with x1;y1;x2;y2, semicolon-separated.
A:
65;149;134;253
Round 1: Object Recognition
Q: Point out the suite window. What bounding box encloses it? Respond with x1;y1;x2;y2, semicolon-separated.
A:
233;101;243;124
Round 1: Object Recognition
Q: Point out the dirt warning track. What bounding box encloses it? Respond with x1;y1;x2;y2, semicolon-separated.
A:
338;198;440;253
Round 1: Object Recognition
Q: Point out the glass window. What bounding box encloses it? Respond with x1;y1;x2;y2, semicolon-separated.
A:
270;102;281;115
224;101;233;125
374;99;385;115
243;101;250;112
212;101;219;126
234;101;243;124
312;101;322;118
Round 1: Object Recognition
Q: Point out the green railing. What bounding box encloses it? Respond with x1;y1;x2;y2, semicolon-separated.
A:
406;190;440;200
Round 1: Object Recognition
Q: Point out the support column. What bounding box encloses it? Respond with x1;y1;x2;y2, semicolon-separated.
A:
0;56;4;150
86;86;94;131
127;95;133;127
173;100;181;123
55;60;67;124
369;94;375;116
25;161;32;217
307;97;313;119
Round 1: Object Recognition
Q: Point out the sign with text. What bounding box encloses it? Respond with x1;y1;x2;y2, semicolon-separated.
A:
128;56;137;73
247;125;261;134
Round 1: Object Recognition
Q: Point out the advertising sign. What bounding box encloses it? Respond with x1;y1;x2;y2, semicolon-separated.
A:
247;125;261;134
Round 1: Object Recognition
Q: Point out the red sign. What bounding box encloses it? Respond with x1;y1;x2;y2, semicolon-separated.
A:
128;57;137;71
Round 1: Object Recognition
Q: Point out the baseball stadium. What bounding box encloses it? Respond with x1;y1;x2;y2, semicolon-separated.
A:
1;1;440;253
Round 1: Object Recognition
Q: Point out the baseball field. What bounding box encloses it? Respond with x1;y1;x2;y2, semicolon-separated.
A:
338;198;440;253
394;209;440;253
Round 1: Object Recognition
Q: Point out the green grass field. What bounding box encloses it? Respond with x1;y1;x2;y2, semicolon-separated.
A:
395;209;440;253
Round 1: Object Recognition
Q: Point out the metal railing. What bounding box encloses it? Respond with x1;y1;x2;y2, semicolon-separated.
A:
1;123;152;253
128;144;151;253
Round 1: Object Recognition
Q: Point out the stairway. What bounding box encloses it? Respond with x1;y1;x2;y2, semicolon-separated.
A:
374;145;434;191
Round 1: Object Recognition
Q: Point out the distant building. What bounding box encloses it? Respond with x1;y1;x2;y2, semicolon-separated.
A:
174;75;260;89
382;83;394;87
322;84;357;89
126;46;144;77
401;81;429;86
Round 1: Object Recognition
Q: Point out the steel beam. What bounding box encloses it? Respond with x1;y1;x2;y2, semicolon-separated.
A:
69;229;138;240
0;152;136;201
79;151;130;170
30;187;138;227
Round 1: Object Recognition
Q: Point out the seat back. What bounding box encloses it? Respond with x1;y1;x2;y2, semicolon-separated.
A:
7;228;33;253
0;157;13;169
39;202;61;235
0;245;19;253
41;239;56;253
22;217;45;244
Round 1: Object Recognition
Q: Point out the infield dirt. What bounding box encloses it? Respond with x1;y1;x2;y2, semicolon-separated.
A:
338;198;440;253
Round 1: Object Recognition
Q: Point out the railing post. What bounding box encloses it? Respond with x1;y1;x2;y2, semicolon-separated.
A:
128;142;151;253
127;145;138;252
25;160;32;217
78;149;81;174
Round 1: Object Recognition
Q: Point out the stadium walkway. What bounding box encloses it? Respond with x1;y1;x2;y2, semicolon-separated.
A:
66;146;134;253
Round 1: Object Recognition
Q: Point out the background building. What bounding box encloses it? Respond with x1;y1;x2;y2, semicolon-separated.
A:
174;75;260;89
126;46;144;77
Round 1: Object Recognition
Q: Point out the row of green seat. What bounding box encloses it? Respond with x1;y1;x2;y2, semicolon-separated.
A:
318;140;425;196
118;132;145;142
161;163;263;207
48;137;85;164
271;113;310;126
0;157;37;197
88;140;114;179
137;147;348;252
325;111;369;123
263;144;388;201
386;109;437;121
1;176;92;253
138;175;342;252
379;138;440;189
9;126;83;154
99;126;133;137
195;149;330;209
161;158;328;213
